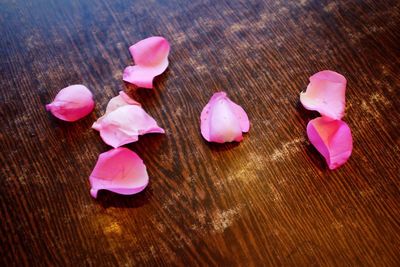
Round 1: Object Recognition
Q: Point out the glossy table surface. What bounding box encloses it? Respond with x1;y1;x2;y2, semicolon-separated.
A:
1;0;399;266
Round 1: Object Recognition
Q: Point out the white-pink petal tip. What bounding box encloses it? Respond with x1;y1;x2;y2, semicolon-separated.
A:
46;84;95;122
307;117;353;170
200;92;250;143
89;148;149;198
123;36;170;89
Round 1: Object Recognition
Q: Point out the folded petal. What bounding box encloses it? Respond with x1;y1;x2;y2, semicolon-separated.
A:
201;92;250;143
93;91;140;133
89;148;148;198
307;117;353;169
92;105;164;148
105;91;140;114
46;84;94;121
300;70;347;120
123;36;170;89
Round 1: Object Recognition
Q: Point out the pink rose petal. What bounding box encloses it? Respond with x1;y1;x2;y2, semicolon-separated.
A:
46;84;95;121
92;94;164;148
105;91;141;113
201;92;250;143
300;70;347;120
307;117;353;170
123;36;170;89
89;148;148;198
93;91;141;128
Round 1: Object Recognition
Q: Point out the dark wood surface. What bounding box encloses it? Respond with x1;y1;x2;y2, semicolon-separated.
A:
1;0;399;266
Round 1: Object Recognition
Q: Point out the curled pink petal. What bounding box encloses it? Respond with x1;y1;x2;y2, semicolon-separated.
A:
201;92;250;143
307;117;353;170
92;104;164;148
300;70;347;120
89;148;148;198
46;84;94;121
123;36;170;89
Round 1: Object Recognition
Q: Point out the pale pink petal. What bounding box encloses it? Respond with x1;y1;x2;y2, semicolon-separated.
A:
89;148;148;198
92;91;141;132
122;36;170;89
307;117;353;170
200;92;250;143
46;84;94;121
226;98;250;132
300;70;347;120
123;66;161;89
105;91;140;114
92;105;164;148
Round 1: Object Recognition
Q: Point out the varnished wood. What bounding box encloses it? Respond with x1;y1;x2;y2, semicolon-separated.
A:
1;0;399;266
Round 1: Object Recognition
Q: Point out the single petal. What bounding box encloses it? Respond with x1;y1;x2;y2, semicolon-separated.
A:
307;117;353;170
105;91;141;114
200;92;250;143
123;66;161;89
92;91;140;131
300;70;347;120
92;105;164;148
46;84;94;121
89;148;148;198
123;36;170;89
129;36;170;68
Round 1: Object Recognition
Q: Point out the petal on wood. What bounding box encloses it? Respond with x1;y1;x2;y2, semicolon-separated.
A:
89;148;149;198
123;36;170;89
46;84;95;122
307;117;353;170
200;92;250;143
300;70;347;120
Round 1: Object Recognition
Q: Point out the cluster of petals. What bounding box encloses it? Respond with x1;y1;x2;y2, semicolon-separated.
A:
46;36;169;198
300;70;353;169
123;36;170;89
90;36;168;197
47;36;252;199
200;92;250;143
89;90;164;197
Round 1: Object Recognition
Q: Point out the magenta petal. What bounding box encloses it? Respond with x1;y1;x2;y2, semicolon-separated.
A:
122;36;170;89
200;92;250;143
300;70;347;120
307;117;353;170
89;148;148;198
46;84;94;121
93;104;164;148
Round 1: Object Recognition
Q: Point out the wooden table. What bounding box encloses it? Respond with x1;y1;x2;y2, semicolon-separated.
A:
1;0;399;266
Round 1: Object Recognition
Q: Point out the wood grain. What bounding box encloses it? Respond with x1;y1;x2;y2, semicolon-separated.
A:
1;0;399;266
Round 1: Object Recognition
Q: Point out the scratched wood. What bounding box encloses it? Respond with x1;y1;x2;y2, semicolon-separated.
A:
0;0;399;266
